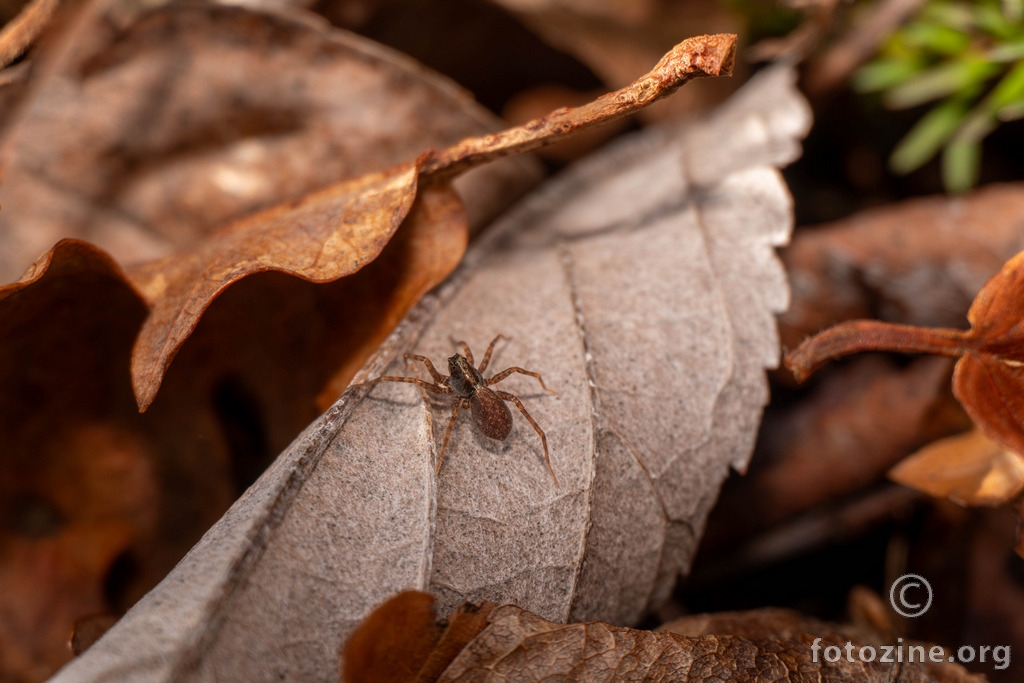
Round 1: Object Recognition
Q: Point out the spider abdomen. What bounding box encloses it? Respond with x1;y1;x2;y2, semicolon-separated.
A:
470;387;513;441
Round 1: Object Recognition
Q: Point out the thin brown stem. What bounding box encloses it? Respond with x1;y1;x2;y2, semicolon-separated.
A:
785;320;968;383
417;34;736;181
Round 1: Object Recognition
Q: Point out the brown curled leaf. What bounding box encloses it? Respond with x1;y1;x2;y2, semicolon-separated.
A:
127;163;423;410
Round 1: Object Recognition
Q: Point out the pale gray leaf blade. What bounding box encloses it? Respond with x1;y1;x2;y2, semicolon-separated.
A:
53;64;810;682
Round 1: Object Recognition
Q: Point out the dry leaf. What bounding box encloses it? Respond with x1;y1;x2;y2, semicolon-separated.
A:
780;182;1024;353
345;592;983;682
0;4;540;679
710;355;962;544
891;427;1024;506
342;591;494;683
0;3;537;281
492;0;743;123
0;0;58;69
124;30;737;409
787;249;1024;476
52;64;808;682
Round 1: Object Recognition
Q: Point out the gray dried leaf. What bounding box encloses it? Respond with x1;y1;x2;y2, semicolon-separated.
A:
53;65;810;682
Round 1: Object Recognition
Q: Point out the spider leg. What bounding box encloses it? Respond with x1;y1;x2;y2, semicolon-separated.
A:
493;390;558;486
403;353;448;385
477;334;506;374
359;375;451;394
436;399;467;475
486;367;556;394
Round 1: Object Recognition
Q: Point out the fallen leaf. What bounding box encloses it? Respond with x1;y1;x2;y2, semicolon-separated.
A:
708;355;963;545
51;63;809;681
0;4;540;679
126;162;424;409
125;30;737;409
787;249;1024;475
342;591;494;683
780;182;1024;353
344;593;983;682
0;0;58;69
492;0;744;124
890;427;1024;506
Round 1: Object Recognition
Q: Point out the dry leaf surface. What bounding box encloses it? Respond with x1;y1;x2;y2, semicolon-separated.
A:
787;249;1024;484
890;427;1024;506
53;64;809;682
344;592;983;682
0;3;536;282
3;21;735;681
439;605;980;683
0;5;537;680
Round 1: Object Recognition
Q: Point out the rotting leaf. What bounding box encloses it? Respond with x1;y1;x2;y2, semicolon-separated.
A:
52;64;810;682
787;249;1024;484
343;593;982;683
890;426;1024;506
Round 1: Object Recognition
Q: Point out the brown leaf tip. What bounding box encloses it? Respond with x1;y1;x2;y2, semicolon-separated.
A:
660;34;737;79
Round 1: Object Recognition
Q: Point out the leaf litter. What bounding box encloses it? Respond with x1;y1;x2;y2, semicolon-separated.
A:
1;4;738;679
787;246;1024;558
343;591;983;682
52;58;811;682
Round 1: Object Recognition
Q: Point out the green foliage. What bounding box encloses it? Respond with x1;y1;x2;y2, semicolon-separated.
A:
855;0;1024;193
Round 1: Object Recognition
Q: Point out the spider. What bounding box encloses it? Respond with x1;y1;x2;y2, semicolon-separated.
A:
359;334;558;485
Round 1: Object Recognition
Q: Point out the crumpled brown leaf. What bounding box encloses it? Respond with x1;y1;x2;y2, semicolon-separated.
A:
890;427;1024;506
344;591;983;683
51;63;809;682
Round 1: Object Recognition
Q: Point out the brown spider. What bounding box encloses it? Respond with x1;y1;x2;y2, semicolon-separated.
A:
359;334;558;485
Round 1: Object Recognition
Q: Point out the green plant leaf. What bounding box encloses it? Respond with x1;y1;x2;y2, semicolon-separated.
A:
902;20;970;54
890;99;968;173
942;138;981;192
853;58;925;92
987;60;1024;109
885;57;1001;109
